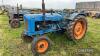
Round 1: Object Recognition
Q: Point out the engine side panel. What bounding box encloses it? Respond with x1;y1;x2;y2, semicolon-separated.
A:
23;13;63;36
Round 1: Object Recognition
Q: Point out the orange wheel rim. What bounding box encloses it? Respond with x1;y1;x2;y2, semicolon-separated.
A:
36;40;48;53
74;20;86;40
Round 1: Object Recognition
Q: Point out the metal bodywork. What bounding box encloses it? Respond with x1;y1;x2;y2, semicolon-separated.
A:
8;8;32;21
23;12;84;36
22;0;87;54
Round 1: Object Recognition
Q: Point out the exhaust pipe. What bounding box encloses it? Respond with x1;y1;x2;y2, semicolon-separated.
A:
42;0;46;27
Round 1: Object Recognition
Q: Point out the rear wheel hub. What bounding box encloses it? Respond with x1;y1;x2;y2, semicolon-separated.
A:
74;20;86;40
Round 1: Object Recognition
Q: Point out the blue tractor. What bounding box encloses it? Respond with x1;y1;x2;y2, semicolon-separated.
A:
21;0;87;55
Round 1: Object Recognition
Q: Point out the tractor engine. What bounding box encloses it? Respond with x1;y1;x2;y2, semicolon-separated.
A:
24;13;63;36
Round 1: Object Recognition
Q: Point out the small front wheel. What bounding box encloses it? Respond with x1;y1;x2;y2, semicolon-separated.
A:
31;36;51;55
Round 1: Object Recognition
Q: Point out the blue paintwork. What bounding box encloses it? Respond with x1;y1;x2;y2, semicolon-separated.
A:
67;13;86;20
68;13;79;20
24;13;63;21
23;12;80;36
24;13;63;36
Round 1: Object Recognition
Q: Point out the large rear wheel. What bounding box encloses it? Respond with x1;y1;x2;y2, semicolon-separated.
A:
66;15;87;41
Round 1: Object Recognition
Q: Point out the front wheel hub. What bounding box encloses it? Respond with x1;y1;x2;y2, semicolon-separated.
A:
31;36;51;54
36;40;49;53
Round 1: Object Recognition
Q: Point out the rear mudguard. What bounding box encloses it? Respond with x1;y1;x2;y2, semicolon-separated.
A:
67;13;86;20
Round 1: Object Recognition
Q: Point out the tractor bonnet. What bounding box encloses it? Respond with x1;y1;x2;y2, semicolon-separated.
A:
24;13;63;21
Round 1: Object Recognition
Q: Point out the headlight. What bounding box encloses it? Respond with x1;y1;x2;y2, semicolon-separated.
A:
37;25;40;29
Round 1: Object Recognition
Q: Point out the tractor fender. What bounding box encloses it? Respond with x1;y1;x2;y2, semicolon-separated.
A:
67;13;86;20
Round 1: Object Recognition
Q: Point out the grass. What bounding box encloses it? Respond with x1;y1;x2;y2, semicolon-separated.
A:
0;15;100;56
